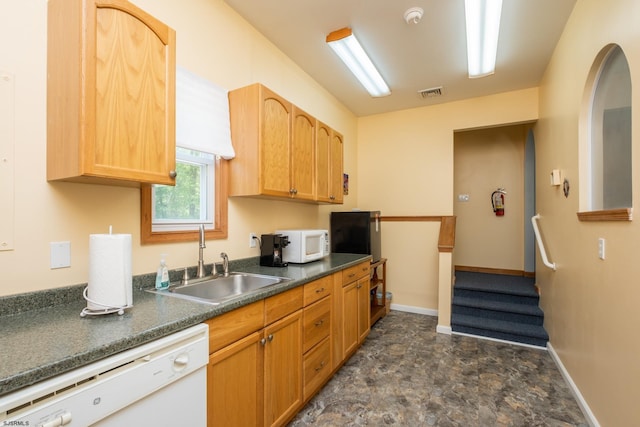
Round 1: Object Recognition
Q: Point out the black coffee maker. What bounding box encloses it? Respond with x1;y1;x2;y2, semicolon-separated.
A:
260;234;290;267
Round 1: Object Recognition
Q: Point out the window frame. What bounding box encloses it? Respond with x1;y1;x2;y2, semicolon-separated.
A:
152;148;215;231
577;44;633;222
141;157;228;244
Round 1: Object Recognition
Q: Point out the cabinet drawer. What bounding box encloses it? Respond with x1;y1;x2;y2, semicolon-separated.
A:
342;261;370;286
303;275;332;306
303;336;331;401
265;286;303;325
206;301;264;353
303;297;331;353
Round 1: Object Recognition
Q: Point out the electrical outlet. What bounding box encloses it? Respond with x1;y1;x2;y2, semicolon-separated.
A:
249;233;257;248
598;238;605;260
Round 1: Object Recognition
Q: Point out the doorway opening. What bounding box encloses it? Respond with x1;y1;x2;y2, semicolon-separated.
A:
453;123;536;277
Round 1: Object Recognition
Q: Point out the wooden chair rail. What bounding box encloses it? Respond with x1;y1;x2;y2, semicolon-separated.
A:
379;215;456;253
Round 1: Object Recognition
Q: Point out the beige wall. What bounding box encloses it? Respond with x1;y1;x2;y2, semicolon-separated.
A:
357;90;538;310
4;0;632;423
535;0;640;424
454;125;529;272
0;0;357;296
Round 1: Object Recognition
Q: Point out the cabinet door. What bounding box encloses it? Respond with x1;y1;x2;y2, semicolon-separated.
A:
331;272;344;370
264;310;303;427
342;281;359;358
260;88;292;197
357;276;371;343
47;0;176;185
329;131;344;203
291;107;316;200
208;331;263;427
315;122;332;202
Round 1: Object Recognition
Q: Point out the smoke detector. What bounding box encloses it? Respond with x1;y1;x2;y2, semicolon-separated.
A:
404;7;424;25
418;86;443;99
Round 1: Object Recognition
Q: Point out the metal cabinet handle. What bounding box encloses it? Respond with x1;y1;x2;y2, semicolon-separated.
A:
315;287;325;293
314;319;324;327
169;170;177;179
267;334;274;342
260;338;267;346
314;360;326;372
356;284;362;289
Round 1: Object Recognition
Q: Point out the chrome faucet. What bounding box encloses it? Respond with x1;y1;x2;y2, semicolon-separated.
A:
220;252;229;277
197;224;206;278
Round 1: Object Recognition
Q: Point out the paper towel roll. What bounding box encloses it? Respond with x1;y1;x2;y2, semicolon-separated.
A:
87;233;132;310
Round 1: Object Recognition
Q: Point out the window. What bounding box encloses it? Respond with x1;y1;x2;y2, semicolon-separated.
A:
140;157;228;244
152;148;215;232
141;67;233;243
578;44;632;221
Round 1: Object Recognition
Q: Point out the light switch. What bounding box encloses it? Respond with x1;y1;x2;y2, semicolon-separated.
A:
550;169;562;186
598;238;605;260
458;194;470;202
50;241;71;269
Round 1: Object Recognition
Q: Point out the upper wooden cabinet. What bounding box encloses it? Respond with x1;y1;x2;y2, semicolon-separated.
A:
317;122;344;204
291;106;316;201
229;83;343;204
47;0;176;186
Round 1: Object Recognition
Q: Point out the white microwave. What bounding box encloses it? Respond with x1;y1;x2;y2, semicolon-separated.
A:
275;229;329;264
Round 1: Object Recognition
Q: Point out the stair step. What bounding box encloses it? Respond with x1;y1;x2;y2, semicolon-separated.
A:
453;295;543;316
451;271;549;347
452;296;544;325
454;271;538;297
451;313;549;347
454;288;539;306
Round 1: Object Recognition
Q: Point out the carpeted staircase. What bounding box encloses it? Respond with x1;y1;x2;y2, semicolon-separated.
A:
451;270;549;348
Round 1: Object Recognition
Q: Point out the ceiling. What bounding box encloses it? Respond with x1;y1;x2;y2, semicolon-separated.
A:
223;0;577;117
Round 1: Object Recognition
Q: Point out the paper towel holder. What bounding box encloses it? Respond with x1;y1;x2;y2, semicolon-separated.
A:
80;225;133;317
80;287;132;317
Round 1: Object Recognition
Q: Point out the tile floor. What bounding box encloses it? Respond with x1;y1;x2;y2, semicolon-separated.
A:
289;311;589;427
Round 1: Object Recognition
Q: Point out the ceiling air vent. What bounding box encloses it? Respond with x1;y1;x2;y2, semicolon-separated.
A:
418;86;443;99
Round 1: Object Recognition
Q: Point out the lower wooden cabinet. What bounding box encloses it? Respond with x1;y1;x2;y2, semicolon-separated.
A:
341;263;371;360
207;266;369;426
303;336;331;401
357;276;371;343
264;310;303;427
208;331;262;426
206;289;303;427
302;294;332;401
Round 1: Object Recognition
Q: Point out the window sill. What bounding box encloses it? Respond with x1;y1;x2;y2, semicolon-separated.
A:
576;208;632;222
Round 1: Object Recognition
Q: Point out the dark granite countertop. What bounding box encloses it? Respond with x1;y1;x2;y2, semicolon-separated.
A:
0;253;370;397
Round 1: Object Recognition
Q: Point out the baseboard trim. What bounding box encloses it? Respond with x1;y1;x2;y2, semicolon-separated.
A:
547;342;600;427
389;303;437;317
436;325;452;335
388;304;452;334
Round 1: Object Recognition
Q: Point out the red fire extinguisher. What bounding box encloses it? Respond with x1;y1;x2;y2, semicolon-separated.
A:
491;188;506;216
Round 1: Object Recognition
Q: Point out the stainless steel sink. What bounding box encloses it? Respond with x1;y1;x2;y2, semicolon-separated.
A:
148;272;291;305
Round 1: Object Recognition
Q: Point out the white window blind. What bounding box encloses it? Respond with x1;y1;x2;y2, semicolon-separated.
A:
176;67;235;159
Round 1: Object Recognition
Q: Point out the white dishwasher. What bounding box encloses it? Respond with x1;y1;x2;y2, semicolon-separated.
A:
0;323;208;426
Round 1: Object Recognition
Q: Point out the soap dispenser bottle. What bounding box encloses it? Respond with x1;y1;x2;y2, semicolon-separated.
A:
155;255;170;290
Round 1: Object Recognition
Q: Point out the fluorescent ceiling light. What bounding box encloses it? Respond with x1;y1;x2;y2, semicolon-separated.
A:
326;28;391;97
464;0;503;78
